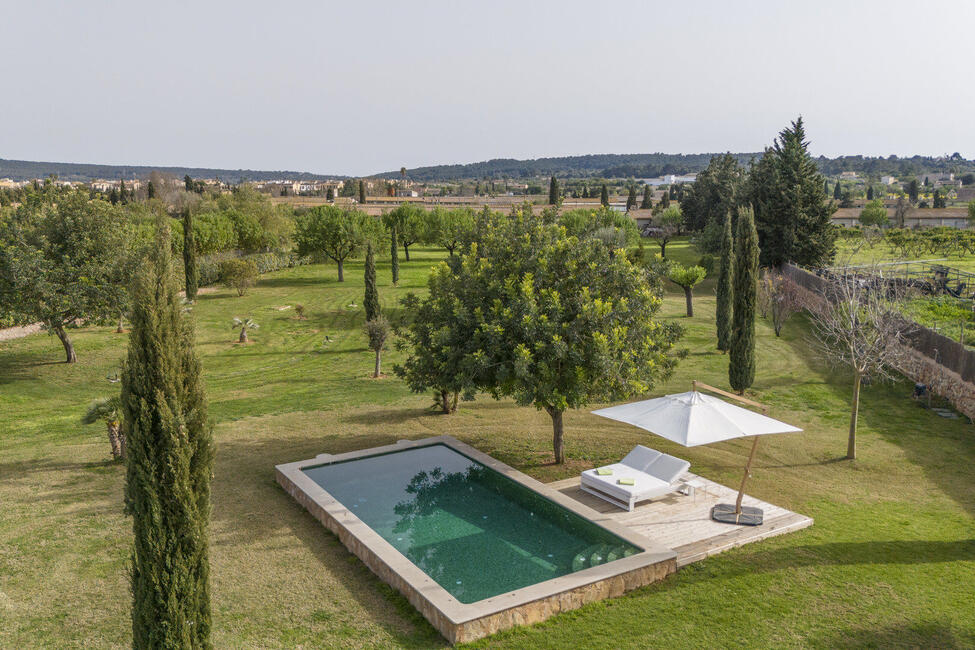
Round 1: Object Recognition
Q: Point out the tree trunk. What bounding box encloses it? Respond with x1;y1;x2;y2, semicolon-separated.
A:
403;243;411;261
337;260;344;282
374;349;381;378
451;391;459;413
683;286;693;317
53;324;77;363
848;372;862;460
439;390;451;414
546;406;565;464
660;241;667;258
239;326;248;343
116;315;124;334
107;422;123;461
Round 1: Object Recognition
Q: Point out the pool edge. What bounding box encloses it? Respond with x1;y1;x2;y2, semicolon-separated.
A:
276;435;677;644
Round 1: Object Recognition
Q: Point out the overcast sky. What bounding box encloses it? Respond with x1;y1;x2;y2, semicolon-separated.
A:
2;0;973;176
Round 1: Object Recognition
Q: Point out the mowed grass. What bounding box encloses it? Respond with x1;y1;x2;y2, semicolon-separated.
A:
1;240;974;648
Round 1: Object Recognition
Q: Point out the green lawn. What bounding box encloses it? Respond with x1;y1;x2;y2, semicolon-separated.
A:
1;241;974;648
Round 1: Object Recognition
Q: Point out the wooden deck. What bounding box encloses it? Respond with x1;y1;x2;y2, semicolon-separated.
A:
548;472;813;567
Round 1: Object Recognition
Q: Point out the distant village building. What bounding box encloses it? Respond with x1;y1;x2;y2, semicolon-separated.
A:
880;175;898;185
840;171;858;180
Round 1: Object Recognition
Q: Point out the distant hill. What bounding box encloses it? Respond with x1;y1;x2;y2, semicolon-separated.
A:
0;158;345;183
379;152;975;182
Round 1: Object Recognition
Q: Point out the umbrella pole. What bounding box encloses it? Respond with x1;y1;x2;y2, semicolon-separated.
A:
735;436;760;515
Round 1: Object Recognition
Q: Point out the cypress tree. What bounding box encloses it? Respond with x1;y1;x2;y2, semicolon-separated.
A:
364;242;380;321
582;185;589;199
716;211;735;352
661;191;670;209
147;180;156;199
626;184;637;211
866;185;874;200
548;176;560;205
729;206;758;393
600;184;609;207
390;225;399;285
183;208;198;301
640;184;653;209
359;180;366;204
123;220;214;648
824;179;830;196
833;181;842;200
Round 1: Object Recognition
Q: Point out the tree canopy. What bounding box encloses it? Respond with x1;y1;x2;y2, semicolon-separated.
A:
294;206;381;281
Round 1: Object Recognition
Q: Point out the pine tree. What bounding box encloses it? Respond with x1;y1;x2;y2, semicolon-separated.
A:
834;181;842;200
364;242;380;321
358;180;366;204
183;208;198;301
390;225;399;285
547;176;559;204
716;211;735;352
729;207;758;393
866;185;874;200
123;221;213;648
640;184;653;209
600;184;609;207
626;184;637;211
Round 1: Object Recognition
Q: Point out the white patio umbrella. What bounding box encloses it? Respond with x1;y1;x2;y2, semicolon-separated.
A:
591;382;801;525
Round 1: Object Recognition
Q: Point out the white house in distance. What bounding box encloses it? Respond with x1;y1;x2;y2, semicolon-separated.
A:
840;171;858;180
880;175;898;185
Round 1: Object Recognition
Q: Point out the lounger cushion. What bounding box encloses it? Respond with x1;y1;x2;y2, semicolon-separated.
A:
581;464;672;502
646;454;691;484
620;445;662;473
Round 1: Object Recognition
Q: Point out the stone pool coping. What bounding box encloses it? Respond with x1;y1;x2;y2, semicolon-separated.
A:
276;435;677;644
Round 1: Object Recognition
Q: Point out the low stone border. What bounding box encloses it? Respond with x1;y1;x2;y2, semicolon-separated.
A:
276;435;676;644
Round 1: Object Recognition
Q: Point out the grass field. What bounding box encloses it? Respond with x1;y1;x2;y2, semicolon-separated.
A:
1;239;974;648
835;236;975;274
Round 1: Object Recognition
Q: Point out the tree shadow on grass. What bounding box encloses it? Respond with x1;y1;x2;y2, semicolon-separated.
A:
812;620;973;649
257;276;339;288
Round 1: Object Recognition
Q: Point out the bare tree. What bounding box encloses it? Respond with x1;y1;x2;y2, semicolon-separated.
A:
806;270;914;459
758;271;802;336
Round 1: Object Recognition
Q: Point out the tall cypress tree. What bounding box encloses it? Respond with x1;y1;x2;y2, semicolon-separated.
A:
716;211;735;352
390;225;399;285
833;180;842;200
866;185;874;200
364;242;380;321
640;184;653;209
626;184;637;211
123;220;213;648
824;179;829;196
582;185;589;199
183;208;198;301
729;207;758;393
600;184;609;207
548;176;560;205
359;180;366;204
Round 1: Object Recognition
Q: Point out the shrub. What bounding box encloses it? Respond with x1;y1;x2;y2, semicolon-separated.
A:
220;259;258;296
697;254;715;276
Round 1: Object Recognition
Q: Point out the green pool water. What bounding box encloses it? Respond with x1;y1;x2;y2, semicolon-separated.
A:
302;443;641;604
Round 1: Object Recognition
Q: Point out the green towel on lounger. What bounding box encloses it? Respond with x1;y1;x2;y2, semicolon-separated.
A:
617;478;635;486
596;468;613;476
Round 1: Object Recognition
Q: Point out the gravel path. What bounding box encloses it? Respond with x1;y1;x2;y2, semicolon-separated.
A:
0;323;43;342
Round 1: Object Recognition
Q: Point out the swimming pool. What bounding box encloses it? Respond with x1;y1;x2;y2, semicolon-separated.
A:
277;436;676;643
301;443;641;604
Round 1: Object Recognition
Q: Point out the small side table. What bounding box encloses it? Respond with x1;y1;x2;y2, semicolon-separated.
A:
679;478;708;502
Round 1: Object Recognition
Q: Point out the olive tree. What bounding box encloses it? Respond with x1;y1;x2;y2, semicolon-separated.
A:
294;205;381;281
0;190;128;362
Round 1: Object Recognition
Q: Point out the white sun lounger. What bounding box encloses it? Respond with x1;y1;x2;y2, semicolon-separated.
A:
580;445;690;511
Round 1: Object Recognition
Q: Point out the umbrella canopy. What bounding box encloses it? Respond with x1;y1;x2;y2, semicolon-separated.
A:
591;391;801;447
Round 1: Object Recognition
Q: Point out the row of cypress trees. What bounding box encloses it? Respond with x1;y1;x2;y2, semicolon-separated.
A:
716;207;759;393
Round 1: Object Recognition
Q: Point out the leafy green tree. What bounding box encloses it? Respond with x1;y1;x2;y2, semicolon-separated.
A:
667;262;707;317
123;222;213;649
729;207;759;393
407;213;682;463
182;208;199;300
748;118;836;267
559;206;639;248
640;184;653;209
626;184;637;211
0;190;128;362
859;199;888;227
649;205;683;257
82;396;124;461
600;184;609;207
390;224;399;285
383;203;426;261
294;206;380;282
933;189;946;209
680;154;745;235
548;176;560;205
363;242;380;321
220;258;258;296
424;207;474;255
716;212;734;352
364;315;391;378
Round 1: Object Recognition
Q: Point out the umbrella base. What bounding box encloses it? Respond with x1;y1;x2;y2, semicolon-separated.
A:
711;503;763;526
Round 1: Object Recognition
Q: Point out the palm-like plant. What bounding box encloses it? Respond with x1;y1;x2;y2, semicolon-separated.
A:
81;396;124;461
232;317;258;343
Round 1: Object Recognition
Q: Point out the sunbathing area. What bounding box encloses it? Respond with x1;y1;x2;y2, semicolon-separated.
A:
550;470;813;567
